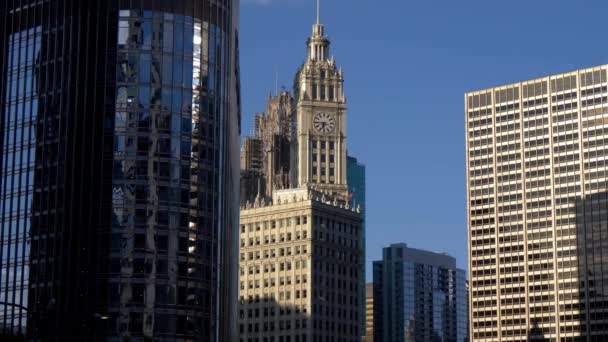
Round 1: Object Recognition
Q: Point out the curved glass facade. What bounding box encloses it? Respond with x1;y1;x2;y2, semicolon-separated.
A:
0;1;240;340
107;9;228;339
0;25;40;337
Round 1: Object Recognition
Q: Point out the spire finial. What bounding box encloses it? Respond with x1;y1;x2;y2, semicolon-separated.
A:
316;0;320;25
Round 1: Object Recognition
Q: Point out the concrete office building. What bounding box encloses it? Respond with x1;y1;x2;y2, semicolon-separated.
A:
373;243;468;342
466;64;608;341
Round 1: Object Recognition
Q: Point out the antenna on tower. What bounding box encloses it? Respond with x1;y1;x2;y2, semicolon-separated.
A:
275;66;279;96
316;0;320;24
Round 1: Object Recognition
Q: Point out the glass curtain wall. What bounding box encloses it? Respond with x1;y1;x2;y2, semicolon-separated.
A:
0;25;40;337
0;1;239;340
107;9;227;339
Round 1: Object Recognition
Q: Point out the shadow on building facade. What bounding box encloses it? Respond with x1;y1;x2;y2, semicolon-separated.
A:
238;296;310;341
528;318;548;341
576;191;608;341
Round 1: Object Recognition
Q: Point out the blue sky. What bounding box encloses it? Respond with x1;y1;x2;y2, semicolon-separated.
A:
239;0;608;278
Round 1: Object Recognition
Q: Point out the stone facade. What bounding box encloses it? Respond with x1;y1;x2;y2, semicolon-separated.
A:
294;21;348;200
239;188;363;341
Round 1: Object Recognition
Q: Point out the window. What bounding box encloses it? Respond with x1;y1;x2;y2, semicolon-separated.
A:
118;20;129;48
312;83;318;99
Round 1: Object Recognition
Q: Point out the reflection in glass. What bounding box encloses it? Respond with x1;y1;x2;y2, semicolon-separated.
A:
0;26;41;335
109;11;228;340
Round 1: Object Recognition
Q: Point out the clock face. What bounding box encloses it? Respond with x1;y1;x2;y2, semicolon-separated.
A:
313;112;336;134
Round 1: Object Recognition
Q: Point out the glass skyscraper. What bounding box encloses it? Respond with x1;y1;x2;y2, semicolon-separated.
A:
347;155;365;214
0;1;240;340
347;154;366;338
373;243;468;342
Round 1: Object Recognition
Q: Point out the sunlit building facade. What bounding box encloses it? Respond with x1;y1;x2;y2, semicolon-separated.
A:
365;283;374;342
466;65;608;341
0;0;240;340
238;188;363;342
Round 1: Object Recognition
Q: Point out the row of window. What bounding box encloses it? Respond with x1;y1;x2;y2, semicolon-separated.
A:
241;260;309;274
241;217;308;233
311;82;336;102
241;232;309;246
240;275;308;288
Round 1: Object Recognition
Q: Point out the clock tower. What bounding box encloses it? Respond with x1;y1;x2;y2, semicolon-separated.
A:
294;7;348;199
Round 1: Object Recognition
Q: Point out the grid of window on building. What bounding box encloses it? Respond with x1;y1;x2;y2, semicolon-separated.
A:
238;193;363;342
466;64;608;342
0;25;40;336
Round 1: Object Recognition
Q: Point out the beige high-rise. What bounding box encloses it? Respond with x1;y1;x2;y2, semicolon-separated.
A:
238;6;364;342
239;189;363;341
466;65;608;342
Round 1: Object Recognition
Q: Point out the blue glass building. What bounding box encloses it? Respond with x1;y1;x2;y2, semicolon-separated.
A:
347;155;365;214
373;243;468;342
0;1;240;340
347;154;366;337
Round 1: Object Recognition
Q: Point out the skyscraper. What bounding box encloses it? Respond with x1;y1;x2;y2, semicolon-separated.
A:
372;243;468;342
466;64;608;341
0;1;240;340
237;4;364;341
347;154;366;338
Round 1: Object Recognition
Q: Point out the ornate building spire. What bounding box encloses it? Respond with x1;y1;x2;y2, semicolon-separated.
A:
296;0;348;200
308;0;329;61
